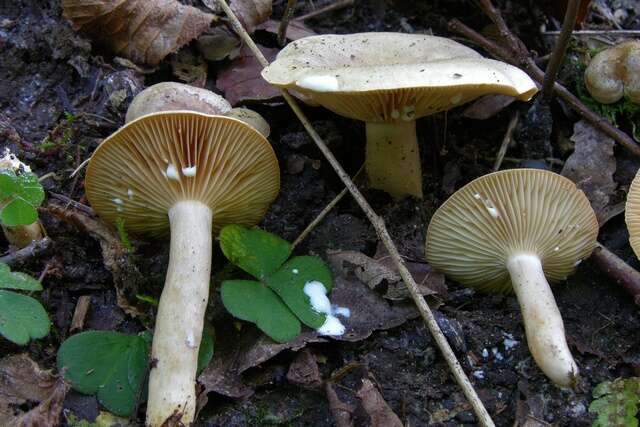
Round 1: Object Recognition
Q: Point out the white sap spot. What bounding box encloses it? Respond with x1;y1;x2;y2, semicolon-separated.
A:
473;370;485;380
486;206;499;218
112;198;123;205
475;194;500;218
304;280;348;336
391;109;400;119
473;193;482;200
574;259;582;267
296;75;340;92
332;306;351;318
292;269;299;274
481;348;489;358
182;165;197;177
127;189;134;200
0;148;31;172
318;315;345;336
165;163;180;181
185;331;197;349
554;246;560;252
450;93;463;104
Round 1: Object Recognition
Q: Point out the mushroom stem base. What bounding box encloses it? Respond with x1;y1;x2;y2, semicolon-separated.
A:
365;120;422;199
146;201;213;427
507;253;578;388
2;222;43;248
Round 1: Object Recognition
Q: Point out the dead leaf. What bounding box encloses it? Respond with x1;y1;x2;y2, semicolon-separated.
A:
561;120;617;223
325;383;354;427
286;349;323;390
197;26;241;61
45;201;144;317
0;354;68;427
171;51;208;87
356;378;403;427
256;19;317;41
216;44;280;105
62;0;216;65
462;94;517;120
327;250;446;301
230;0;272;33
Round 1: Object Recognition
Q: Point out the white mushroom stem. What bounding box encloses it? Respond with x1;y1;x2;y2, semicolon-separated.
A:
146;201;213;427
365;120;422;199
507;253;578;388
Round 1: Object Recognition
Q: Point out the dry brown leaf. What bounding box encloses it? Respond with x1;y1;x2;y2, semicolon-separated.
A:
356;379;403;427
230;0;272;33
171;51;208;88
256;19;317;41
462;94;517;120
286;349;323;390
0;354;68;427
561;120;617;223
216;44;280;105
62;0;216;65
197;26;241;61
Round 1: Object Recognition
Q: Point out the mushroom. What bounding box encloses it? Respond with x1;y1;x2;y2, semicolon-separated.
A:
126;81;270;136
261;33;538;198
585;40;640;104
85;106;279;424
626;168;640;258
425;169;598;387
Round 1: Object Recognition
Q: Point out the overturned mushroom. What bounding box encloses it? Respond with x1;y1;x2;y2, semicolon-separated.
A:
585;40;640;104
85;107;279;424
626;168;640;258
262;33;538;198
426;169;598;387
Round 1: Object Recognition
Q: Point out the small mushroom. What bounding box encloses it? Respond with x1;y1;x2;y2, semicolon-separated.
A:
626;169;640;258
426;169;598;387
85;103;279;424
584;40;640;104
262;33;538;198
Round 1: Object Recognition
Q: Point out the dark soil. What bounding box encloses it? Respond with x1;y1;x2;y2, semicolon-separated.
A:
1;0;639;426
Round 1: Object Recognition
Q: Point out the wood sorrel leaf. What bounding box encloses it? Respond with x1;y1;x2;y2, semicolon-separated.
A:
219;225;292;280
220;280;300;343
0;290;50;345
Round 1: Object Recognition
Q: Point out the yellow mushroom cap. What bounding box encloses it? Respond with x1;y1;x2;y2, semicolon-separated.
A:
261;32;538;123
85;111;280;236
426;169;598;293
625;169;640;258
585;40;640;104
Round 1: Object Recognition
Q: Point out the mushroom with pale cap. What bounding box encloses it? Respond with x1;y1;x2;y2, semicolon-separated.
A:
85;105;279;424
626;169;640;258
426;169;598;387
262;33;538;198
585;40;640;104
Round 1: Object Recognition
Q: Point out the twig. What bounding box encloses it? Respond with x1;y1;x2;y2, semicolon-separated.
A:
0;237;53;268
541;29;640;36
293;0;354;21
448;18;640;157
292;164;364;249
216;1;495;426
278;0;298;46
70;295;92;331
493;111;519;171
541;0;580;99
590;244;640;305
48;192;94;215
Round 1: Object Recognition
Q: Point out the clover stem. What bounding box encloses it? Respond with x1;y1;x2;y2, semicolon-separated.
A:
365;120;422;199
507;253;578;388
146;201;212;426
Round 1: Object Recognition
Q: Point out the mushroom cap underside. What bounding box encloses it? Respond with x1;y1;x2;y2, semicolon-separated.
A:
85;111;280;236
262;32;538;122
426;169;598;293
626;169;640;258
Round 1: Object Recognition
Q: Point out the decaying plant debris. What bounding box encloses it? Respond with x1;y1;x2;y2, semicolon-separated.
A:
2;0;640;426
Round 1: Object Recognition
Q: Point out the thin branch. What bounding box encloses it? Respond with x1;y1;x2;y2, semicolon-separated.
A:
0;237;53;268
216;1;495;425
493;111;519;171
590;244;640;305
448;18;640;157
541;29;640;36
541;0;580;98
277;0;298;46
293;0;354;21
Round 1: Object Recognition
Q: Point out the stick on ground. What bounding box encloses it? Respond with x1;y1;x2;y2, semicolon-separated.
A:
217;1;495;425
